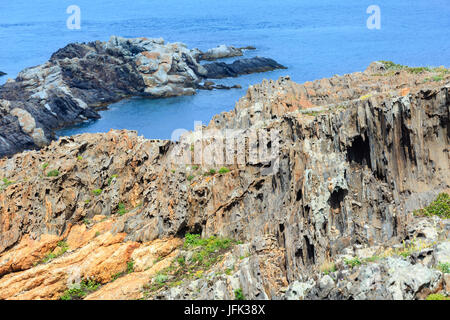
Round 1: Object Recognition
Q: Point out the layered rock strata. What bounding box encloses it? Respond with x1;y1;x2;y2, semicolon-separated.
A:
0;61;449;300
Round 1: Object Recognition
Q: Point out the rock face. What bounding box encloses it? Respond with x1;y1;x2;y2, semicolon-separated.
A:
198;45;245;60
203;57;287;79
0;37;285;158
0;62;449;300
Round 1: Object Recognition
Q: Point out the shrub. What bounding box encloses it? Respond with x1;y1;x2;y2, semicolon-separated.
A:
218;167;230;174
107;174;118;185
41;241;69;263
414;193;449;219
1;178;14;189
42;163;49;170
438;263;450;274
92;189;103;196
426;293;449;301
117;202;127;216
187;175;194;181
60;279;100;300
47;170;60;177
344;257;362;268
127;260;135;274
320;260;337;275
234;288;245;300
155;274;168;285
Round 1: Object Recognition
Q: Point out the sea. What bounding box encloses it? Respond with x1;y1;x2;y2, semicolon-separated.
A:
1;0;449;139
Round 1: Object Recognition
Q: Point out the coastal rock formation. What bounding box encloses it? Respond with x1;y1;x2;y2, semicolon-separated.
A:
0;62;449;300
0;71;5;77
203;57;286;79
0;37;285;158
198;44;255;61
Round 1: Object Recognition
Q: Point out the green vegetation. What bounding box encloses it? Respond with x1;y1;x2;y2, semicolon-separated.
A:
438;263;450;274
92;188;103;196
344;257;362;268
203;169;217;176
171;170;176;173
177;256;186;267
46;170;60;177
84;199;91;204
218;167;231;174
187;175;195;181
107;174;118;185
426;293;449;301
0;178;14;190
320;261;337;275
41;241;69;264
42;162;49;170
111;272;122;282
127;260;135;274
379;61;450;79
234;288;245;300
363;255;382;263
60;279;100;300
192;165;199;170
117;202;127;216
414;193;450;219
143;234;238;297
83;218;91;225
77;155;83;161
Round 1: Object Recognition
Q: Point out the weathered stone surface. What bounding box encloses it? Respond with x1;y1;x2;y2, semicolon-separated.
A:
0;62;448;300
203;57;287;79
198;44;253;61
0;37;284;158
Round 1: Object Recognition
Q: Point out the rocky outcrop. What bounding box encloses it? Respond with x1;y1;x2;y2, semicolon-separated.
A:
198;44;255;61
0;71;6;77
0;62;449;300
203;57;286;79
0;37;285;158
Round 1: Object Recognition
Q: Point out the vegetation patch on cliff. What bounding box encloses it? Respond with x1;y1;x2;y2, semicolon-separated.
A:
142;234;239;298
60;279;101;300
414;193;450;219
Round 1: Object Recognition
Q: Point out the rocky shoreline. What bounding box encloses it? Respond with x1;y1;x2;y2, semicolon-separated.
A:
0;36;285;158
0;61;448;300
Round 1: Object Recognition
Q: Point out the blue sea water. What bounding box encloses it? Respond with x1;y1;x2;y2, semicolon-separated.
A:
1;0;449;139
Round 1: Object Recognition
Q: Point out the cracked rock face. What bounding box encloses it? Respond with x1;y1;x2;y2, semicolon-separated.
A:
0;62;448;300
0;36;285;158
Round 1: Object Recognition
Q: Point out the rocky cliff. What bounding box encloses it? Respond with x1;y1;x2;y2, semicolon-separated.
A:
0;61;449;300
0;37;285;158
